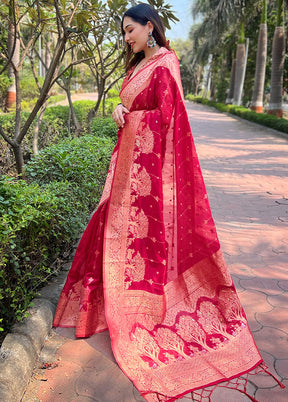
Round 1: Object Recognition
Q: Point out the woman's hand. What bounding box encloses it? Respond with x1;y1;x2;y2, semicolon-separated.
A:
112;103;130;129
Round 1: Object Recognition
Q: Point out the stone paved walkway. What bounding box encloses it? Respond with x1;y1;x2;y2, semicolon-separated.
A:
22;102;288;402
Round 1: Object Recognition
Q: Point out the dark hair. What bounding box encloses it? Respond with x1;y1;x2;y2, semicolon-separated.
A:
121;3;169;72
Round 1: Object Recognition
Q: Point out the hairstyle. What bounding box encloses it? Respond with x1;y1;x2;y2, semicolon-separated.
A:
121;3;170;72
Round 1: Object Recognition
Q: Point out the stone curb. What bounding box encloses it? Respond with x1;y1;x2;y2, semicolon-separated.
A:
0;264;71;401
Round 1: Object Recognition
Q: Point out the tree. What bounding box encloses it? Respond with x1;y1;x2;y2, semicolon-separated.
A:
85;0;179;120
168;39;202;96
251;0;268;112
5;0;20;110
0;0;98;174
191;0;264;104
268;0;285;117
0;0;179;174
226;59;236;103
233;22;248;106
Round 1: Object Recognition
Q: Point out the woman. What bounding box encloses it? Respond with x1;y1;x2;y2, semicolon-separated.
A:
53;4;283;401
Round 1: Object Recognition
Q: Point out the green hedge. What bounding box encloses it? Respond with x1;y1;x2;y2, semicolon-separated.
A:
0;99;119;175
0;132;115;333
90;116;118;141
186;95;288;134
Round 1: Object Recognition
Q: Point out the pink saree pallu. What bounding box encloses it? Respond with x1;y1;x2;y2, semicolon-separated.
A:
53;48;282;401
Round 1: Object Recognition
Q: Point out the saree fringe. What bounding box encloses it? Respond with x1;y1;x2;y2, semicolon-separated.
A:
145;362;284;401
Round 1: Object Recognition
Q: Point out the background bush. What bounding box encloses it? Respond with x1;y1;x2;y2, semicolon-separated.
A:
90;116;118;141
0;127;115;334
0;99;119;175
20;75;45;102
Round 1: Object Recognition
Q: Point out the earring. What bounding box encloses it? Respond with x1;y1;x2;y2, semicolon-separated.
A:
147;32;156;48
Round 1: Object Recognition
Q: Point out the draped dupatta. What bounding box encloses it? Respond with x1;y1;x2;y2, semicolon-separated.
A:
53;48;265;401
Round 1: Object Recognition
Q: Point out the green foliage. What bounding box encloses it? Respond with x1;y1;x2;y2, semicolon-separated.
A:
216;78;229;103
107;88;119;98
38;101;95;148
186;95;288;134
103;96;121;115
0;100;118;175
21;94;67;112
73;100;95;123
0;131;114;333
20;74;45;102
25;135;114;200
0;177;62;327
0;75;12;110
147;0;179;29
91;116;118;141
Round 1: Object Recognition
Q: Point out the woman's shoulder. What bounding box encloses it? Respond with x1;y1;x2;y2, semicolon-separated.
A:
156;47;178;65
154;48;180;77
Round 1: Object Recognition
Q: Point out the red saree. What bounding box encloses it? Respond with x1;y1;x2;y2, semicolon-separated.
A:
53;48;278;401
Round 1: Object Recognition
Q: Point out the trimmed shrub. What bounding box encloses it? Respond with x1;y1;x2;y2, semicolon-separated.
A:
0;133;114;333
90;116;118;141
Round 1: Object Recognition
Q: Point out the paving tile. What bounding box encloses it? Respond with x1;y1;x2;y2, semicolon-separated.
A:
231;274;245;293
36;360;82;401
254;379;288;402
85;330;116;363
56;339;98;366
238;290;272;332
259;350;279;379
235;254;267;269
239;277;284;296
252;264;288;281
238;290;272;313
228;263;255;279
175;394;193;401
278;280;288;292
133;386;146;401
75;363;135;401
253;327;288;359
268;292;288;308
248;370;282;389
210;385;252;401
256;307;288;334
275;359;288;379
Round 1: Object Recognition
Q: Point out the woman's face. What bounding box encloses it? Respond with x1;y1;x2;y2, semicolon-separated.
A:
123;16;151;54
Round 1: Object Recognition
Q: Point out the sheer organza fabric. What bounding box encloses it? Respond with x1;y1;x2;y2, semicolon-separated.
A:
53;48;277;401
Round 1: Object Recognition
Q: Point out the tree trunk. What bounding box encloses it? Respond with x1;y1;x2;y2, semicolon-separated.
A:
226;59;236;104
66;85;81;136
251;23;267;113
210;81;216;101
203;55;212;99
5;4;20;111
12;141;24;175
268;26;285;117
194;65;202;95
33;103;47;154
88;80;105;123
233;44;246;106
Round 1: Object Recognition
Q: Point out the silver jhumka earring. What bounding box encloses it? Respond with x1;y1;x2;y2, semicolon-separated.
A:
147;32;156;48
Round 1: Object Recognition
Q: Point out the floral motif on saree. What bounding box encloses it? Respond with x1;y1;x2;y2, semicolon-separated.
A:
53;48;283;401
